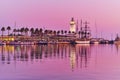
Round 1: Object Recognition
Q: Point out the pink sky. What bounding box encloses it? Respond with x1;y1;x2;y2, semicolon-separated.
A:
0;0;120;39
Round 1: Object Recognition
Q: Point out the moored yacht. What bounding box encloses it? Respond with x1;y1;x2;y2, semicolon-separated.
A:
75;21;91;44
20;41;35;45
57;40;70;44
114;34;120;45
75;39;90;44
36;40;48;45
7;41;21;45
90;38;99;44
0;41;6;45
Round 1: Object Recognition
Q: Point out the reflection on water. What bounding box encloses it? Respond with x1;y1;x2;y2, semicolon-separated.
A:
0;44;91;70
70;44;91;71
0;44;120;80
115;44;120;53
0;44;119;67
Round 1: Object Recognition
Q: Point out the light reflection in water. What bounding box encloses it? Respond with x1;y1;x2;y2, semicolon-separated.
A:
69;44;91;71
115;44;120;53
0;44;92;70
0;44;120;80
0;45;120;68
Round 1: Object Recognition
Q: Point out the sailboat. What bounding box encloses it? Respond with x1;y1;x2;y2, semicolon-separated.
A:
90;20;99;44
75;20;91;44
75;39;90;44
114;34;120;45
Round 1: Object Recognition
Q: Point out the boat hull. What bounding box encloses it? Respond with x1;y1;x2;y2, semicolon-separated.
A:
114;41;120;45
75;40;90;44
36;41;48;45
90;41;99;44
57;42;70;44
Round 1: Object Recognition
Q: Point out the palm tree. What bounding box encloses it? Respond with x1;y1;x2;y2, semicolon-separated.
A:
1;27;5;36
24;27;29;36
7;26;11;36
57;31;60;41
39;28;43;39
53;30;56;35
61;30;64;35
39;28;43;34
17;29;20;35
44;30;48;35
24;27;29;41
64;30;67;35
20;27;25;35
30;28;34;36
72;31;75;34
35;28;39;36
57;31;60;35
49;30;53;35
68;31;71;34
44;29;48;39
13;29;17;36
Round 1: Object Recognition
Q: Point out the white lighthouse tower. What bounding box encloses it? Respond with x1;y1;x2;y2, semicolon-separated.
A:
70;17;76;33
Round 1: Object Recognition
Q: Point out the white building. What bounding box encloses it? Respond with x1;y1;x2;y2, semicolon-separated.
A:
70;17;76;33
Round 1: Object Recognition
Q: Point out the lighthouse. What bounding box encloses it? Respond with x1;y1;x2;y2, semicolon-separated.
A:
70;17;76;33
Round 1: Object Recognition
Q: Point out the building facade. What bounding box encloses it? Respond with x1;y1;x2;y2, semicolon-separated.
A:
70;17;76;33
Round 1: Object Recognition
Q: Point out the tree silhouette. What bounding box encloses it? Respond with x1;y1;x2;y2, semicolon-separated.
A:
61;30;64;35
44;30;48;35
39;28;43;34
1;27;5;36
25;27;29;36
30;28;34;36
7;26;11;36
13;29;17;36
39;28;43;39
35;28;39;36
17;29;20;35
68;31;71;34
64;30;67;35
57;31;60;35
53;30;56;35
20;27;25;35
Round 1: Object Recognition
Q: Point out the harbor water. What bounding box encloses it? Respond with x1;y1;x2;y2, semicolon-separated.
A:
0;44;120;80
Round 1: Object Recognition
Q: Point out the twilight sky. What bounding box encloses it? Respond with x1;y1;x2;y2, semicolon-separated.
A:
0;0;120;39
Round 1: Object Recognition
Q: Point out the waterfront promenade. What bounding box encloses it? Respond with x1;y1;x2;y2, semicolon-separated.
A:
0;27;116;45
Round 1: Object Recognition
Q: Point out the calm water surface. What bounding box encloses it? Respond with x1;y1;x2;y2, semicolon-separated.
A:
0;44;120;80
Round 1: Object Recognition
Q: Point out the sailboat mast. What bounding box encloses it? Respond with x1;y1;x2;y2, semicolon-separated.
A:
84;21;89;38
80;19;83;38
80;19;82;31
76;20;78;33
95;20;97;38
